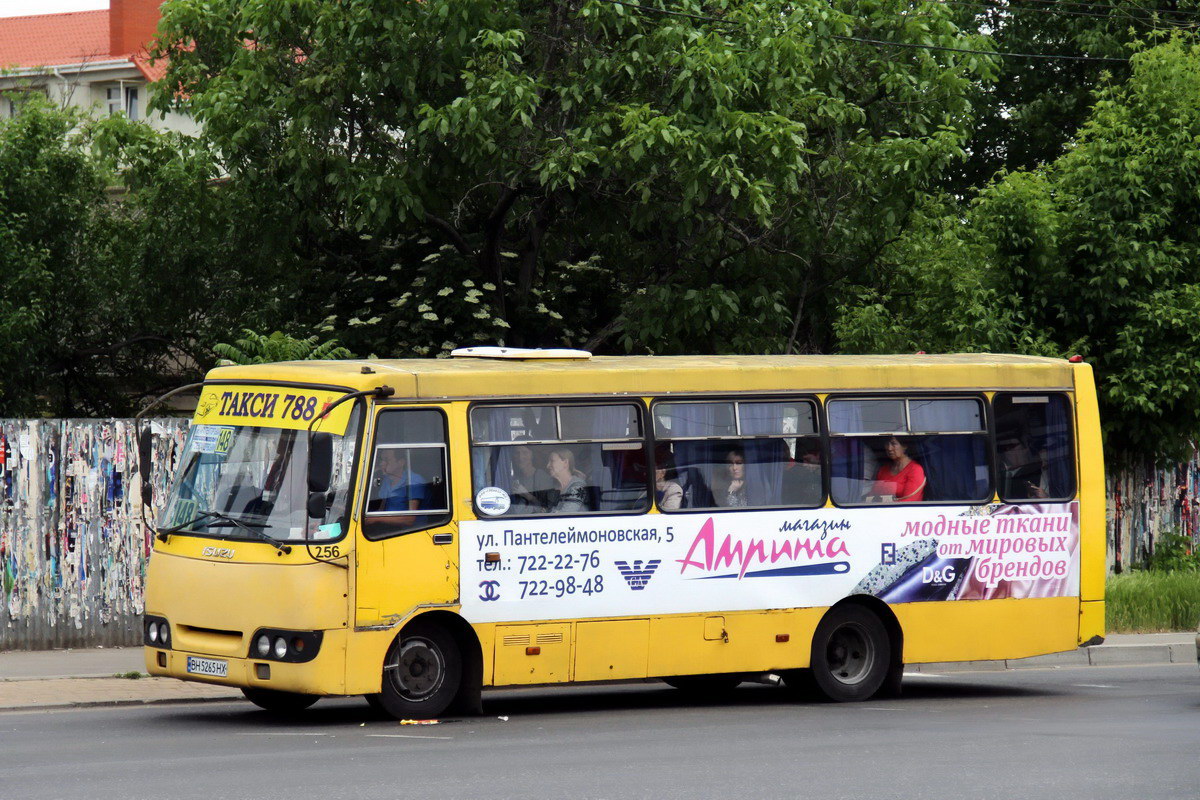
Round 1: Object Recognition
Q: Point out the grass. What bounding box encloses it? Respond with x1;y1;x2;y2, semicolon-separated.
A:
1106;571;1200;633
114;671;145;680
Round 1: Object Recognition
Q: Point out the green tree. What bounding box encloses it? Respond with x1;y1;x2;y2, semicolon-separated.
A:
839;38;1200;460
153;0;997;356
950;1;1200;189
0;97;297;416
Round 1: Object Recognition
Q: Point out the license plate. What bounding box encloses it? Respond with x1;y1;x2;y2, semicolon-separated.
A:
186;656;229;678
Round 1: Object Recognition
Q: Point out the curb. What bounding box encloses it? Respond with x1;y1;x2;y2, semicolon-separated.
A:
910;642;1196;673
0;695;241;713
0;673;149;683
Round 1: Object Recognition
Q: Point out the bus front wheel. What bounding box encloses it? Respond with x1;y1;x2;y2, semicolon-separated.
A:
372;620;462;719
808;604;890;702
240;687;319;713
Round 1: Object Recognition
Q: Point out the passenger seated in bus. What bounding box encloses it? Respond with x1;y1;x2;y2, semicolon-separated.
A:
654;446;683;511
509;444;553;513
871;436;925;502
546;447;591;513
782;439;823;506
713;447;748;507
371;448;427;524
998;435;1048;499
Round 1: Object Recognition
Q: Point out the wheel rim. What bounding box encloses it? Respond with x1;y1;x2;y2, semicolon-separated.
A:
825;622;875;685
386;636;446;702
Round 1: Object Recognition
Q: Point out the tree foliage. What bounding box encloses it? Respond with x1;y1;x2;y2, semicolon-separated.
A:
214;330;353;365
0;97;296;416
153;0;996;355
839;39;1200;459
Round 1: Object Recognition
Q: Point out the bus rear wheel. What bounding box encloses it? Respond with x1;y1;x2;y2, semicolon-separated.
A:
240;687;319;713
808;604;890;702
372;620;462;720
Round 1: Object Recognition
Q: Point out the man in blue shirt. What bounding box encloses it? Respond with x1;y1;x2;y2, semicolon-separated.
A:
374;449;427;517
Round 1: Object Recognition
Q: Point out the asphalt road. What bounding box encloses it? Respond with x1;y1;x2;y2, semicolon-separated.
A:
2;664;1197;800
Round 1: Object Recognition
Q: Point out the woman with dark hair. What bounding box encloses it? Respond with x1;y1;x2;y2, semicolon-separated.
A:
872;436;926;502
654;445;683;510
712;446;748;507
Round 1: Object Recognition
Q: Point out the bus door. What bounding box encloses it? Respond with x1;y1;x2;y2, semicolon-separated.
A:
355;406;458;627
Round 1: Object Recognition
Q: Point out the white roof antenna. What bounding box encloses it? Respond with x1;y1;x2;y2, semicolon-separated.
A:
450;346;592;360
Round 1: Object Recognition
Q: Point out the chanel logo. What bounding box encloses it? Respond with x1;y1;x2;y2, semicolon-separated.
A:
478;580;500;602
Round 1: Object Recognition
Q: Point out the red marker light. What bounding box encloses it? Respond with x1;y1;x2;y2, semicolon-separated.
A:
1069;355;1084;363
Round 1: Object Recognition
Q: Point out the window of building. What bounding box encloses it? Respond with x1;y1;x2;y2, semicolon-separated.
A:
993;394;1076;502
470;403;647;517
828;396;990;505
652;399;822;511
106;85;140;120
3;88;47;118
363;408;450;538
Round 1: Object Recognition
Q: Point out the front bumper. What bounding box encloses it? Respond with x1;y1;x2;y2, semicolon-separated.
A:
145;628;348;696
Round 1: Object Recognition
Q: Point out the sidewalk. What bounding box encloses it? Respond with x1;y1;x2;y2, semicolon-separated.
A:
0;648;240;711
0;634;1194;712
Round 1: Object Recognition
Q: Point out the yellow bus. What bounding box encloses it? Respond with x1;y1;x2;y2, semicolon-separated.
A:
142;351;1105;716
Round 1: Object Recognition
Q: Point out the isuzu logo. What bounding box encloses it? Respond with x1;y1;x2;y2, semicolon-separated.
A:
201;546;236;559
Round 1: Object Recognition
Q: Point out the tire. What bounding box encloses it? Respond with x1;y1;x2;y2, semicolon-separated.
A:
662;675;743;694
371;619;462;719
808;604;891;702
240;687;320;713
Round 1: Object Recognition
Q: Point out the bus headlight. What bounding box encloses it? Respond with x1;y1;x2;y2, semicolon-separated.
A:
247;628;324;663
143;615;170;648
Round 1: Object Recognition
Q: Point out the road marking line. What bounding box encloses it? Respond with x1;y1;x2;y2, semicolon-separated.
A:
1075;684;1116;689
366;733;453;740
237;732;332;736
905;673;947;678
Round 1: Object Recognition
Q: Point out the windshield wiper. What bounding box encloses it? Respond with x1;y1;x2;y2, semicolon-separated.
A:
156;510;223;542
156;509;292;554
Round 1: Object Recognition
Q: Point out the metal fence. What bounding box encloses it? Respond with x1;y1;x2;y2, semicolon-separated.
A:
0;416;1195;650
0;419;188;651
1107;452;1200;573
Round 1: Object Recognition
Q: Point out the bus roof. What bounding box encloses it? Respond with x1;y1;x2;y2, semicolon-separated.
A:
204;354;1080;399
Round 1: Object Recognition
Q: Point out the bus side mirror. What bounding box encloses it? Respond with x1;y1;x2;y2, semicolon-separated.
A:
307;491;330;519
138;427;154;508
308;432;333;493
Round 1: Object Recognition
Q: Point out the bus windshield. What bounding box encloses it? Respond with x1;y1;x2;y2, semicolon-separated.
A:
159;407;360;544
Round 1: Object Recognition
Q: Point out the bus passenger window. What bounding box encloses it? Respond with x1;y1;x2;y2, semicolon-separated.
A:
829;397;990;506
652;399;822;511
469;403;648;518
363;409;451;539
993;394;1075;502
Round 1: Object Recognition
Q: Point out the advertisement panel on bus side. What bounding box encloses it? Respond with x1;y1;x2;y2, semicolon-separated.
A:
459;502;1080;624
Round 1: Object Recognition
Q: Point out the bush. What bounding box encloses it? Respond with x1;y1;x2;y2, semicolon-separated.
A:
1147;531;1200;572
1106;571;1200;633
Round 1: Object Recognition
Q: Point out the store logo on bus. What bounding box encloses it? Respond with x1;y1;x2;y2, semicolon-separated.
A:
677;517;851;580
614;559;661;590
478;580;501;602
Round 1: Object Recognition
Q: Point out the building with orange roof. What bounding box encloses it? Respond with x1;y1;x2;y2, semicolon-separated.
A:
0;1;196;133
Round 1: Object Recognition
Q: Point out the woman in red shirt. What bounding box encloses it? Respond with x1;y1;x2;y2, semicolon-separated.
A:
873;436;926;502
